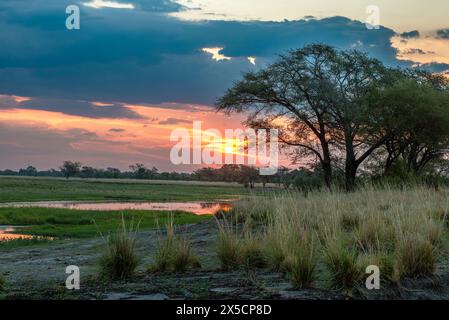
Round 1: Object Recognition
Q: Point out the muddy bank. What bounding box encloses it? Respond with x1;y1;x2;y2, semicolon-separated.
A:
1;220;449;300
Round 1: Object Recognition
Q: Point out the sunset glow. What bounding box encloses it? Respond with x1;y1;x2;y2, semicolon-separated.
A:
1;0;448;171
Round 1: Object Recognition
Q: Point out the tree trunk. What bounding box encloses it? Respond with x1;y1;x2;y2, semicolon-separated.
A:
345;161;358;192
321;140;333;189
344;130;358;192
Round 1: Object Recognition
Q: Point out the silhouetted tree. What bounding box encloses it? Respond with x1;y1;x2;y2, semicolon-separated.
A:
60;161;82;179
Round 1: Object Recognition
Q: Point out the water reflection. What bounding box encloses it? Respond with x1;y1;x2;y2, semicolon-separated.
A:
0;226;33;241
0;201;233;215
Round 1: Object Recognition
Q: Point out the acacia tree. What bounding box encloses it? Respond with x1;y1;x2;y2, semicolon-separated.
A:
217;44;393;190
369;78;449;175
217;45;337;188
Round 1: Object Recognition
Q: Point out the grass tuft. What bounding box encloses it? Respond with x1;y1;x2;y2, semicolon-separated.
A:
98;216;139;280
287;233;316;289
324;239;362;290
396;234;438;279
151;219;201;273
216;222;241;270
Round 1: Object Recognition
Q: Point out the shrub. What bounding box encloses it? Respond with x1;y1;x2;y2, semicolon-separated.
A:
99;218;139;280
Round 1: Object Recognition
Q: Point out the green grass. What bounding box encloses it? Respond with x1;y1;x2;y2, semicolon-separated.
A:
0;177;248;203
0;207;210;238
99;218;140;280
0;237;53;250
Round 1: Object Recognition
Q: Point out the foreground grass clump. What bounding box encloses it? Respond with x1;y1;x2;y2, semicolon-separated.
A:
396;234;437;278
324;239;362;290
287;235;316;289
150;221;200;273
216;224;242;270
99;219;139;280
225;186;448;291
216;221;268;271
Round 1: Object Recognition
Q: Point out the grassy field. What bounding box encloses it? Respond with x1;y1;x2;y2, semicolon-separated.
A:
0;177;249;203
0;207;210;239
0;177;240;248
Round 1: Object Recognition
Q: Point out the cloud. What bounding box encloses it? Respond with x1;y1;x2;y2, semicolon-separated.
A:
436;29;449;39
108;128;126;132
0;1;401;107
82;1;135;9
401;30;420;39
202;47;232;61
0;95;145;119
158;118;192;125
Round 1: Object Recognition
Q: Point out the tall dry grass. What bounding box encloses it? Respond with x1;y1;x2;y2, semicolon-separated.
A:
223;186;448;289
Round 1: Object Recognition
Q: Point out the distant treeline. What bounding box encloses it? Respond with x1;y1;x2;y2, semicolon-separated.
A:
0;162;301;188
3;161;447;191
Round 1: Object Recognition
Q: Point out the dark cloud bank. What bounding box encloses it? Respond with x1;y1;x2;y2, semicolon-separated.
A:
0;0;408;112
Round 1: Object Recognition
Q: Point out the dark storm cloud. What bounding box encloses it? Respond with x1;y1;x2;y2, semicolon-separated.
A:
419;62;449;73
401;30;420;39
436;29;449;39
0;0;405;111
0;96;144;119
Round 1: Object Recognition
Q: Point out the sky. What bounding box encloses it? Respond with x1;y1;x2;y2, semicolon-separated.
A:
0;0;448;171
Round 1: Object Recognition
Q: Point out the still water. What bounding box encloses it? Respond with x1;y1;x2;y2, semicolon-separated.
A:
0;201;233;241
0;201;233;215
0;226;34;241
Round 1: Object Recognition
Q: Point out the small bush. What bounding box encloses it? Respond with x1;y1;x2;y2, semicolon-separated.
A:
396;235;437;279
324;240;362;290
99;218;139;280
